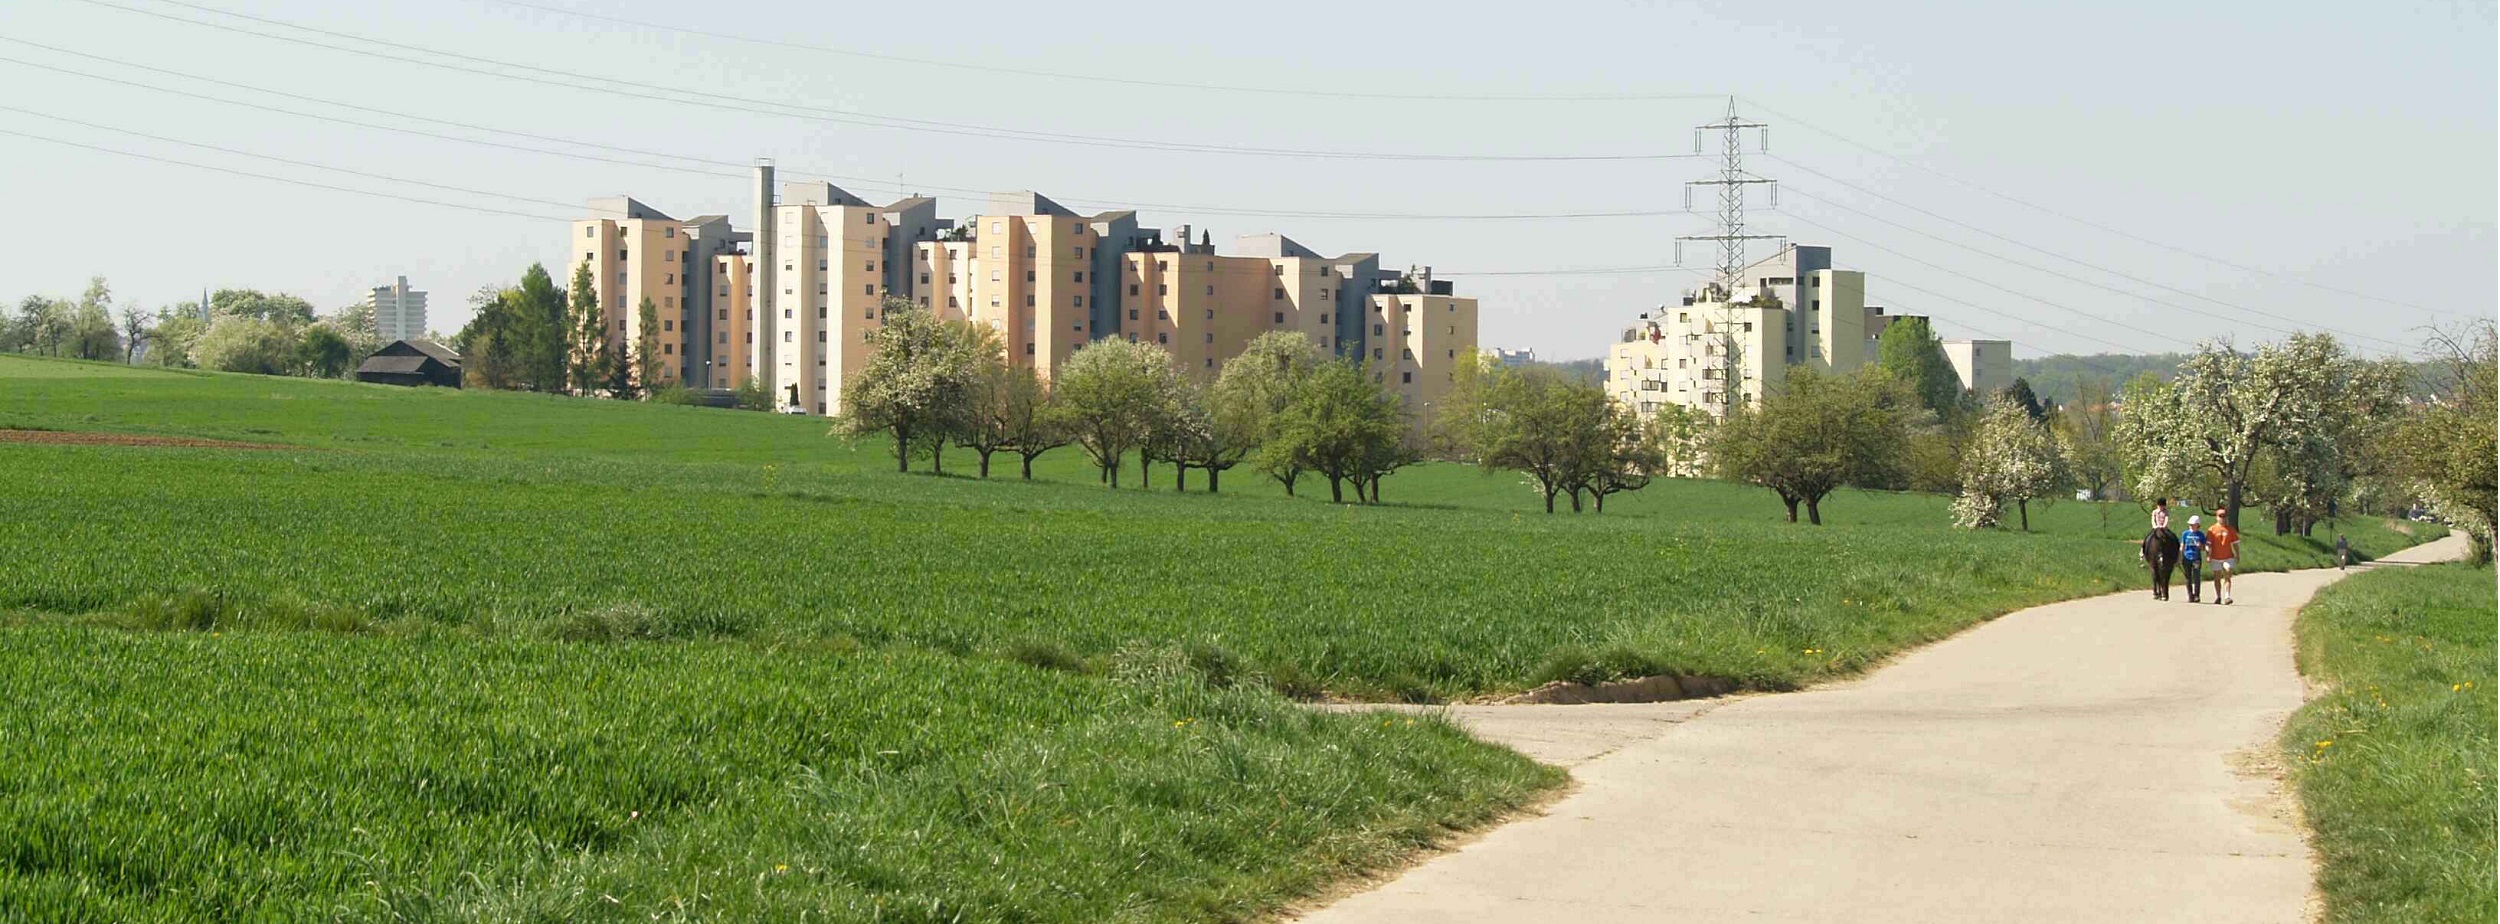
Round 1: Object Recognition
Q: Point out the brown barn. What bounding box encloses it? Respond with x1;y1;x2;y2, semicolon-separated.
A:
355;339;462;388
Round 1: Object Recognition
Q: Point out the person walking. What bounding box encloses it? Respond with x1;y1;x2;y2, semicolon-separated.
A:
2206;510;2240;605
2179;516;2208;603
2336;534;2351;570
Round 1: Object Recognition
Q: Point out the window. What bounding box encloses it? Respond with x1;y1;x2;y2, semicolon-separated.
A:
863;284;874;296
865;262;875;272
784;308;793;319
818;331;826;343
1373;324;1384;336
617;319;628;331
783;331;793;342
664;227;675;238
1156;284;1168;296
1156;309;1170;321
1271;265;1283;277
1320;313;1329;324
1203;333;1213;344
1128;283;1140;296
1072;271;1084;283
1401;371;1413;384
1026;247;1035;258
663;297;674;309
1074;247;1085;258
1320;267;1331;277
818;306;828;319
1157;332;1168;344
864;212;876;225
718;332;728;344
1025;294;1035;307
1024;342;1034;356
989;246;1001;260
1204;309;1213;320
583;227;593;238
718;309;727;321
991;270;1001;282
1025;270;1036;282
1072;295;1083;307
948;296;959;308
1205;357;1214;368
1156;260;1169;272
1273;288;1285;300
1128;309;1139;321
991;222;1002;234
663;320;675;332
1273;312;1284;323
663;343;674;355
1372;348;1383;360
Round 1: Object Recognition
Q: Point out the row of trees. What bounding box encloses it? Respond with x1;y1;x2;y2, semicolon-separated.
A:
458;261;676;399
6;279;373;378
1433;358;1701;513
835;299;1422;503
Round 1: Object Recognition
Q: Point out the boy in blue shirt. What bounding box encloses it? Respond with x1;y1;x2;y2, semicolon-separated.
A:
2179;516;2208;604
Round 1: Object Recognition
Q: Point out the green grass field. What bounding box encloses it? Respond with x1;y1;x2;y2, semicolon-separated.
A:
2284;561;2497;924
0;353;2447;921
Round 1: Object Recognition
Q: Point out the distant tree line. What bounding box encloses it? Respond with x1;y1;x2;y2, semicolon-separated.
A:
4;278;375;378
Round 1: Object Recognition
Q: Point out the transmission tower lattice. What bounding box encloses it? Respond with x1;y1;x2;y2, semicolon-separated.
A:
1674;98;1781;415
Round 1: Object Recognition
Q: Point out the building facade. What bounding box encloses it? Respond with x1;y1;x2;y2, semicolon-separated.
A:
576;174;1479;424
364;276;428;343
1606;243;2005;418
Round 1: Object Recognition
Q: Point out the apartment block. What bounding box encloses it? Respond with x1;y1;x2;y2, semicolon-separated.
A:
1943;338;2013;396
1607;243;2008;418
575;174;1479;426
364;276;427;343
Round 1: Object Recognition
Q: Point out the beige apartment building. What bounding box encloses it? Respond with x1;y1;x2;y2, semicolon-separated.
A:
1606;244;2005;418
572;198;747;389
578;172;1479;424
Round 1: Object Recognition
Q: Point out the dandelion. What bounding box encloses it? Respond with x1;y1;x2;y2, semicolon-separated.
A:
775;864;789;874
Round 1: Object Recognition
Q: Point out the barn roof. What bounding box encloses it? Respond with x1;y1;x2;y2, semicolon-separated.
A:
357;355;436;375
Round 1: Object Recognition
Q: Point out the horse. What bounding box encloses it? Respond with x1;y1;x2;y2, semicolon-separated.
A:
2141;527;2180;600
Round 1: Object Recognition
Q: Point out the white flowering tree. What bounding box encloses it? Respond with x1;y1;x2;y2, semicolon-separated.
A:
836;300;982;474
2113;334;2354;530
1952;397;2069;530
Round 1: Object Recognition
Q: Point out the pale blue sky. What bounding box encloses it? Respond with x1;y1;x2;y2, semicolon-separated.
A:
2;0;2490;359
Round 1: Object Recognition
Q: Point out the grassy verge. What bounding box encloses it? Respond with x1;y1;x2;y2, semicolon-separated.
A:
0;625;1556;921
2284;561;2496;924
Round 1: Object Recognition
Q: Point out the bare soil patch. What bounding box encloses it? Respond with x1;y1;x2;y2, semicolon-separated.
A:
0;429;299;450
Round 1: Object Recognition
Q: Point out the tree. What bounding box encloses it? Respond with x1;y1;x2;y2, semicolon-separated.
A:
999;367;1070;480
1267;359;1408;504
1470;364;1607;514
731;375;774;412
209;290;317;326
297;324;356;378
1581;408;1668;513
1223;332;1324;495
836;300;981;474
1999;377;2051;422
118;305;148;364
2246;357;2407;535
1878;316;1964;418
463;327;520;389
515;263;568;391
191;315;299;375
1712;366;1915;524
2390;321;2496;562
567;259;607;395
2115;334;2363;530
956;324;1019;478
632;296;666;396
14;296;69;355
67;278;119;361
2055;376;2125;508
1952;397;2071;530
1057;338;1183;488
145;309;205;368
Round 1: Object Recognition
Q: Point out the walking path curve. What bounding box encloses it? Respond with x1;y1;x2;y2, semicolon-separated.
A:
1301;534;2468;923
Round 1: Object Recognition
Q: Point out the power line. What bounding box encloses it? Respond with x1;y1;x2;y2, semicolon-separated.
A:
1738;96;2471;322
78;0;1697;163
0;104;604;213
0;41;1691;223
1777;210;2266;354
1768;173;2413;350
475;0;1721;104
0;126;571;222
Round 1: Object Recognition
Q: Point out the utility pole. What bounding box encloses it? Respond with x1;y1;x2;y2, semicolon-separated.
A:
1676;97;1780;416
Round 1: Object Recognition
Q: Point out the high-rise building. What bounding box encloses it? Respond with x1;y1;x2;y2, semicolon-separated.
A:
575;180;1480;425
364;276;428;343
1606;244;2007;418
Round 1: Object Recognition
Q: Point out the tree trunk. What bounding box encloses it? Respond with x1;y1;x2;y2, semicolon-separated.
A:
1281;472;1296;497
1329;475;1344;504
1021;455;1035;480
1594;491;1607;513
2274;509;2292;536
2224;481;2243;530
1175;462;1186;493
1806;496;1823;525
1544;489;1557;514
894;427;911;473
1107;459;1120;488
1207;467;1220;493
1568;489;1582;513
977;450;992;479
1139;456;1152;489
2018;498;2029;532
930;439;945;476
1783;496;1799;522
